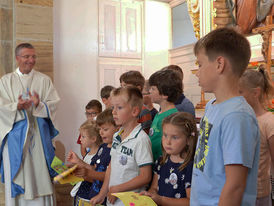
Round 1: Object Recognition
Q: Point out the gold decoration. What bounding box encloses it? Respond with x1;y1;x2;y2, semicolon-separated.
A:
187;0;200;39
212;8;217;18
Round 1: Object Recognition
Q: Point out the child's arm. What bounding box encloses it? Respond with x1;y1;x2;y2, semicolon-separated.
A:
147;172;158;194
140;172;158;196
142;173;190;206
73;164;105;182
67;150;83;165
218;164;248;206
90;163;111;205
109;165;152;193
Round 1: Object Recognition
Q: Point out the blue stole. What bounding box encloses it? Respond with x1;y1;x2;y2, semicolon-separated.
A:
0;103;59;197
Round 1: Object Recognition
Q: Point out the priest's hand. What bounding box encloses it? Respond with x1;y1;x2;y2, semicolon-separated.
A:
17;95;32;110
29;91;40;107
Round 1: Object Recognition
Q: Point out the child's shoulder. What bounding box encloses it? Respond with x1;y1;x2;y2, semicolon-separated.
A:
207;96;255;118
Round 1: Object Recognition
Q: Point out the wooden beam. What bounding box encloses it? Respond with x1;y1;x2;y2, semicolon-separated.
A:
252;24;274;34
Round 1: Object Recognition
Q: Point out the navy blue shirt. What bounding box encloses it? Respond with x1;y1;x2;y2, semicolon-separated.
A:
175;94;195;117
155;157;193;199
76;143;111;200
150;108;158;121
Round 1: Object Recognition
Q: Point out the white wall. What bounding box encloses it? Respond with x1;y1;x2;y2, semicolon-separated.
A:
143;0;171;78
172;2;197;48
53;0;99;161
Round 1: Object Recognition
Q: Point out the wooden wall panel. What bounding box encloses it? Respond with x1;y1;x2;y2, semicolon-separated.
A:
0;41;13;77
15;0;53;7
0;0;12;8
16;4;53;40
0;8;12;40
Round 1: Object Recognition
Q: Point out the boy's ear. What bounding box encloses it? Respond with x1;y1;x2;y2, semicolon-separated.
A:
161;94;168;100
137;85;142;91
216;56;225;74
131;106;140;117
102;98;107;104
91;136;97;143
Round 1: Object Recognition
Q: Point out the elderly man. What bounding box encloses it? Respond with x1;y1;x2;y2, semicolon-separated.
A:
0;43;60;205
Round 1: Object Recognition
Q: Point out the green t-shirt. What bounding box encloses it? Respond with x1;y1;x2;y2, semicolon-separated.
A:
149;108;178;161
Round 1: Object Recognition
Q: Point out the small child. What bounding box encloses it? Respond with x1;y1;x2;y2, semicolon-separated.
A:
68;109;117;205
101;85;115;109
190;27;260;206
119;70;152;134
85;99;103;121
148;69;182;161
162;65;195;117
142;80;158;121
77;99;103;157
141;112;198;206
70;121;102;200
90;87;153;206
239;65;274;206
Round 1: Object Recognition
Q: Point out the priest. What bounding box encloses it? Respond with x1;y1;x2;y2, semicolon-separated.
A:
0;43;60;206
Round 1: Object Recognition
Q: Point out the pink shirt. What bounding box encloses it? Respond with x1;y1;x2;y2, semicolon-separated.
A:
257;112;274;198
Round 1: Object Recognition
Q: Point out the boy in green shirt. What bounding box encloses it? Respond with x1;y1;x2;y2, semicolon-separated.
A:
148;69;182;161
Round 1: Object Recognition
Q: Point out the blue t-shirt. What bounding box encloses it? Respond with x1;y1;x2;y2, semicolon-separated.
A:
190;97;260;206
155;157;193;199
76;143;111;200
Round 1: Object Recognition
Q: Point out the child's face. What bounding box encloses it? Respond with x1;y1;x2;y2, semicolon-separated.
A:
149;86;163;104
111;95;137;126
162;123;188;158
196;49;219;93
85;107;100;121
80;129;95;148
99;123;117;145
142;85;151;105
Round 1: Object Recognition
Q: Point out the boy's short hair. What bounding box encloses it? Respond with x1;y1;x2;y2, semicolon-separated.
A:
100;85;115;99
194;27;251;77
86;99;102;112
119;70;145;91
149;69;182;103
111;87;143;112
80;120;102;145
162;65;184;80
96;108;116;126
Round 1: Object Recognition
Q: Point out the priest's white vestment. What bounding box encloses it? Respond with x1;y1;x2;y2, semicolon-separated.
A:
0;68;60;206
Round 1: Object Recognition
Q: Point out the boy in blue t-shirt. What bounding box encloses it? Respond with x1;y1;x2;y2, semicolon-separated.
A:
190;28;260;206
148;69;182;161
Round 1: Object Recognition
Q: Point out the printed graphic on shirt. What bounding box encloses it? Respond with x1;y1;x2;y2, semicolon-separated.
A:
194;116;212;172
